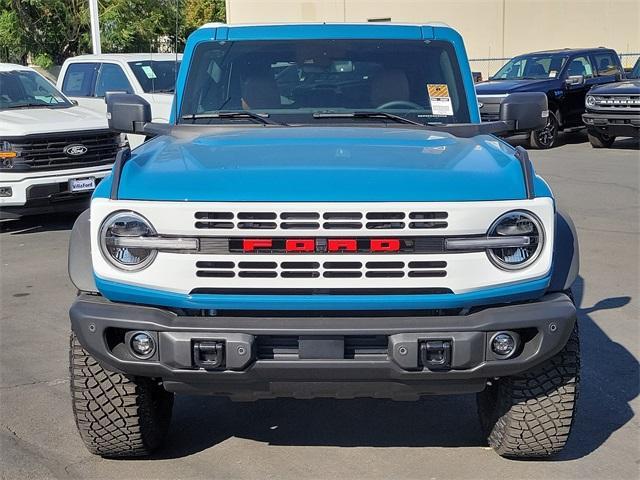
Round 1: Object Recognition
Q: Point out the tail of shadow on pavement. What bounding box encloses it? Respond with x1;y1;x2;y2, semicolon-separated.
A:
154;275;636;460
557;275;637;460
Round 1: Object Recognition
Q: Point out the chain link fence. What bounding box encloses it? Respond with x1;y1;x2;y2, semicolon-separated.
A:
470;52;640;82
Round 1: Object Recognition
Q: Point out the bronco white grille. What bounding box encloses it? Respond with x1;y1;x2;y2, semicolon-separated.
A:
90;198;556;296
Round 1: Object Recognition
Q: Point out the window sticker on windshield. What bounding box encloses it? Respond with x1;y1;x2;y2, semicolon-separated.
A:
141;66;157;79
549;70;557;78
427;84;453;116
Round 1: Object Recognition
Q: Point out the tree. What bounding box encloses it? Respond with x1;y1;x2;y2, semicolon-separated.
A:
10;0;90;65
184;0;225;37
1;0;225;65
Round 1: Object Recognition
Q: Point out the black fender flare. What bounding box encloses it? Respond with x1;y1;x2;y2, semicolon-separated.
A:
549;209;580;292
68;209;98;293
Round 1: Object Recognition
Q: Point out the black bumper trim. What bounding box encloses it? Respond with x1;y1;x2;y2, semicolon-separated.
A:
70;292;576;400
583;112;640;137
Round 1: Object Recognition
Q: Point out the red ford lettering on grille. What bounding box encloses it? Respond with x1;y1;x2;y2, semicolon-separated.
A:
328;239;357;252
238;238;404;253
370;239;401;252
286;239;315;252
243;239;273;252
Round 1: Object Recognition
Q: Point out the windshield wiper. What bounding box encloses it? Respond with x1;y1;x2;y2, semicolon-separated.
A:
181;111;279;125
5;102;49;109
154;88;175;93
313;110;424;126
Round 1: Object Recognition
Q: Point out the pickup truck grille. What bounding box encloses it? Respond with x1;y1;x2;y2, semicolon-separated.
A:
4;130;121;171
195;210;448;232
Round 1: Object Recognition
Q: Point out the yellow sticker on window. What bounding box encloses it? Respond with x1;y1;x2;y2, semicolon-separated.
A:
427;84;453;116
427;84;450;98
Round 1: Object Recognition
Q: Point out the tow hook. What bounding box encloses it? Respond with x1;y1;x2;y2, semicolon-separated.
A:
193;341;225;369
419;340;452;371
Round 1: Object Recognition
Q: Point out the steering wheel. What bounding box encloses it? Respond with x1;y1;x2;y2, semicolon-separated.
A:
376;100;424;110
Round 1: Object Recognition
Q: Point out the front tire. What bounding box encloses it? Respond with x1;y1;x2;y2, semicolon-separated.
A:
587;130;616;148
69;332;174;457
529;111;559;149
477;323;580;458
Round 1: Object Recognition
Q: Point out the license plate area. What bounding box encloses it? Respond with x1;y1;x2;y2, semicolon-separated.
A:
68;177;95;193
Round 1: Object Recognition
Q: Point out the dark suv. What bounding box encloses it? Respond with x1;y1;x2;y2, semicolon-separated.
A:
477;48;624;148
583;57;640;147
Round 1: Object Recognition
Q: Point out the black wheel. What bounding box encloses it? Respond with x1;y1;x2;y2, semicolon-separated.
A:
477;323;580;458
69;332;174;457
529;111;559;149
587;131;616;148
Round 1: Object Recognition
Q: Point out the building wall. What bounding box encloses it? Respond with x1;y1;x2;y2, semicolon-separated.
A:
225;0;640;77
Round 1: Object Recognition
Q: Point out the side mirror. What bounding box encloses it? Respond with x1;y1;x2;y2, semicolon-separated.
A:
565;75;584;87
499;92;548;131
106;93;151;135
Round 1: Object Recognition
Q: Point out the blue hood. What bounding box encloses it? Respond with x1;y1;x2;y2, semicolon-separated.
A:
102;126;534;202
476;78;558;95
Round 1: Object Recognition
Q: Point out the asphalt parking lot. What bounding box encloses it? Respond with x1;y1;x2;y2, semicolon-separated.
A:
1;132;638;480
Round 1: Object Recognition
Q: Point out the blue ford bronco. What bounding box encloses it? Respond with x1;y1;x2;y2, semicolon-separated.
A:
68;23;580;459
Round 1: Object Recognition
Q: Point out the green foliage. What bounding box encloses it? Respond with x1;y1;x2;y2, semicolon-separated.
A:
2;0;225;64
32;52;53;69
0;0;26;62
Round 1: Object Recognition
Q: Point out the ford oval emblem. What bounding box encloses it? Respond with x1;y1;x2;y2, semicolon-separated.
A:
64;144;88;156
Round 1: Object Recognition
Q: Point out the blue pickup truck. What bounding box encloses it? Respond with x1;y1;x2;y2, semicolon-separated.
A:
67;23;580;459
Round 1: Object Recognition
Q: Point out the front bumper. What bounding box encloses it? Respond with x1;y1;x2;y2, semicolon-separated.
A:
583;111;640;137
0;166;111;218
70;292;576;400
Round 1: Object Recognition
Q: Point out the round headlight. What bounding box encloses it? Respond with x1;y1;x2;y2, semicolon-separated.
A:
487;210;544;270
99;211;157;271
586;95;596;107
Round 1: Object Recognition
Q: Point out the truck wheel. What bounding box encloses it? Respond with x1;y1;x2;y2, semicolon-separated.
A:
587;131;615;148
529;111;559;149
69;332;173;457
477;323;580;458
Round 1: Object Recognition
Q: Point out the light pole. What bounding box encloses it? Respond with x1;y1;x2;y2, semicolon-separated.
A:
88;0;101;54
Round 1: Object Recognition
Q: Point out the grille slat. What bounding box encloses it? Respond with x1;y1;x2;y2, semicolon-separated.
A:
195;257;448;280
194;209;448;231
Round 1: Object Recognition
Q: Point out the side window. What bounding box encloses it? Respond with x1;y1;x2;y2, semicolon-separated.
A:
61;63;99;97
565;56;594;78
95;63;133;97
592;52;621;77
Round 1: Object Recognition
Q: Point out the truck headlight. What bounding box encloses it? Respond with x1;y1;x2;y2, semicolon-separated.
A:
585;95;596;107
0;141;17;169
487;210;544;270
99;211;157;271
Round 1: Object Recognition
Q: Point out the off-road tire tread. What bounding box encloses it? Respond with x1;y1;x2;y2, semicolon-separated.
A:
69;332;173;457
478;324;580;458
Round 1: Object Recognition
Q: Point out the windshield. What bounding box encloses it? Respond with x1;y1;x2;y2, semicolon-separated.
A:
179;39;470;125
493;53;569;80
0;70;71;110
128;60;181;93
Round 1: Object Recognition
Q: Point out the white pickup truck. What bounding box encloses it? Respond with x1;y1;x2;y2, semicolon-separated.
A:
0;64;123;219
57;54;181;148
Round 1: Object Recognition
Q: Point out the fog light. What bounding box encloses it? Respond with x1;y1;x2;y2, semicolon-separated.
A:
0;187;12;197
130;332;155;358
491;332;516;358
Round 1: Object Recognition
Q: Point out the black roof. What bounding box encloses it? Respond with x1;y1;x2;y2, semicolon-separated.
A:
519;47;616;56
